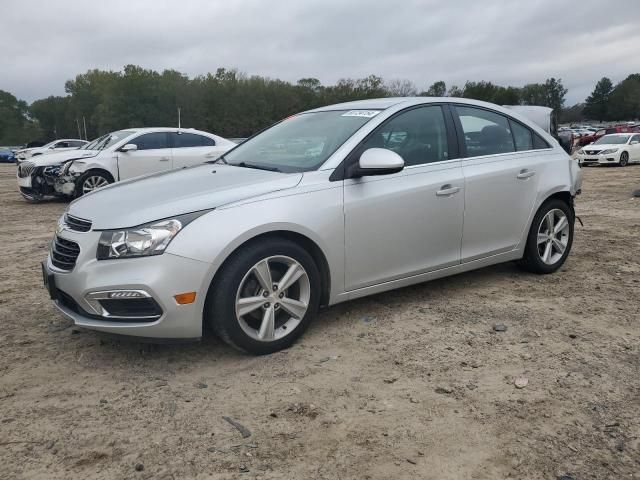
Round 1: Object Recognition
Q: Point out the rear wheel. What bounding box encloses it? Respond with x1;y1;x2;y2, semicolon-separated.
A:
206;238;321;355
518;198;574;274
619;151;629;167
75;170;113;197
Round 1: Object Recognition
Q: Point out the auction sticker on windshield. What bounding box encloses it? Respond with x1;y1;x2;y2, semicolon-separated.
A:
341;110;380;118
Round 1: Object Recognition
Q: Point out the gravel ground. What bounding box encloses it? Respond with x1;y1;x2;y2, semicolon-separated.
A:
0;163;638;480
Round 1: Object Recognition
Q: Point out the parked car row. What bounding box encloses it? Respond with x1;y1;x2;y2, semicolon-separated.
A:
38;98;582;354
16;128;235;201
15;139;88;160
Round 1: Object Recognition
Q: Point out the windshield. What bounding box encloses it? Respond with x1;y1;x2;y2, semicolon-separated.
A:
87;130;136;150
223;110;380;172
594;135;629;145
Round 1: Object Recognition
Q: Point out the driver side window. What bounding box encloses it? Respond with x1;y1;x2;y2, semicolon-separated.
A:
359;106;450;167
131;133;170;150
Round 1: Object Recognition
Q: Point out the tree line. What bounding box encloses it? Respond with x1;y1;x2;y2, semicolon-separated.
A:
0;65;638;145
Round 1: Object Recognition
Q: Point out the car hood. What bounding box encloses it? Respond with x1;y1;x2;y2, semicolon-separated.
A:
69;164;303;229
582;144;622;151
22;149;98;167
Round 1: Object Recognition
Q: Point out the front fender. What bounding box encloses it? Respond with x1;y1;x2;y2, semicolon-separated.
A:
166;183;345;302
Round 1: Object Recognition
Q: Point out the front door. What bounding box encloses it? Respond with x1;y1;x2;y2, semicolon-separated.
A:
343;105;464;291
117;132;173;180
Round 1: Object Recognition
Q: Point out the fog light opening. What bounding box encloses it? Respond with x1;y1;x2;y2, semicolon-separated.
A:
174;292;197;305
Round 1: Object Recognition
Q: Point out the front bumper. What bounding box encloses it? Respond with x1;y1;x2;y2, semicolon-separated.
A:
577;153;621;165
43;229;211;339
54;174;77;196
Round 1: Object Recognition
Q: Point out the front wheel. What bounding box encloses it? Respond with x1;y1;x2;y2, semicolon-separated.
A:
205;238;321;355
619;152;629;167
75;170;113;197
518;199;574;274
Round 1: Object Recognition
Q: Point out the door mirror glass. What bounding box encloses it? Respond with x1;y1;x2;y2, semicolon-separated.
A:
121;143;138;152
356;148;404;176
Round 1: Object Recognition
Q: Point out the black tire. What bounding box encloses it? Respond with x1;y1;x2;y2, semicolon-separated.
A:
619;152;629;167
518;198;574;274
205;237;321;355
75;170;113;197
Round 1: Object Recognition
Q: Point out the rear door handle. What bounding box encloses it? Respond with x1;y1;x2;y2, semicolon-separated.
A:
517;169;535;179
159;157;171;162
436;185;460;196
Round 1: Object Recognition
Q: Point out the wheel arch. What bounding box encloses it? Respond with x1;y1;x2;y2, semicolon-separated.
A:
80;167;115;182
206;229;332;309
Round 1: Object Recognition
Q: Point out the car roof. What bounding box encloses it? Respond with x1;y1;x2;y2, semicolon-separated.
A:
601;133;631;136
117;127;216;136
304;96;538;114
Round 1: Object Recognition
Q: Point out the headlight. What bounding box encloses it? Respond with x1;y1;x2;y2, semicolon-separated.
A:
577;149;585;155
96;211;209;260
599;148;618;155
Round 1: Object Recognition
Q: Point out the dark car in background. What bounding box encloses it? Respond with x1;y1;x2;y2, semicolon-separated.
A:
0;147;19;163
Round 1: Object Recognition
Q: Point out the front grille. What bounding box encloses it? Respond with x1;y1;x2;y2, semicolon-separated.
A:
18;161;35;178
51;235;80;271
585;150;600;155
65;214;92;232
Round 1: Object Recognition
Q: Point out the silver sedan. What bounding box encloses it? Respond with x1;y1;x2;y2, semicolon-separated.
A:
43;97;583;354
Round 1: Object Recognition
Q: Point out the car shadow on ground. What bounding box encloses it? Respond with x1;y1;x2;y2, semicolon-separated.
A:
61;260;522;365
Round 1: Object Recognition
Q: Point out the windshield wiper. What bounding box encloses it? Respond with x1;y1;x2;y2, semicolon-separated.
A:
234;161;281;172
206;154;227;165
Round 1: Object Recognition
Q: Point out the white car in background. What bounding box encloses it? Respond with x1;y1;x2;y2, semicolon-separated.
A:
16;139;88;160
16;128;235;201
576;133;640;167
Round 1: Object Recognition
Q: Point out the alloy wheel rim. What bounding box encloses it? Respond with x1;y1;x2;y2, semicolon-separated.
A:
235;255;310;342
620;153;628;166
537;209;570;265
83;176;109;194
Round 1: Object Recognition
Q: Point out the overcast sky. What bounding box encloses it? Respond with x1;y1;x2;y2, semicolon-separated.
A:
2;0;640;105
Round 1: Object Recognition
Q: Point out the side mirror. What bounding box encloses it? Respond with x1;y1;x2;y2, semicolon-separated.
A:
351;148;404;177
120;143;138;152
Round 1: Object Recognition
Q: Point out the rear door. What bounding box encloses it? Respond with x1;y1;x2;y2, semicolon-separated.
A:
170;132;224;168
453;105;541;261
117;132;173;180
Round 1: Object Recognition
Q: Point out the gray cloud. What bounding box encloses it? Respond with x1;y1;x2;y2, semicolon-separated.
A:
2;0;640;104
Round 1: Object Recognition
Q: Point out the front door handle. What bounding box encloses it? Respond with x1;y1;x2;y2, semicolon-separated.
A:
205;152;218;159
436;185;460;196
159;157;171;162
517;169;535;179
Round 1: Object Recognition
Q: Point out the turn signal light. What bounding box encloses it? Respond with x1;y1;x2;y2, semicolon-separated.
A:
174;292;196;305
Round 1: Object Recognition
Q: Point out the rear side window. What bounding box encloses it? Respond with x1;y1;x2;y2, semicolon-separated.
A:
455;106;515;156
171;132;216;148
533;133;550;149
132;132;170;150
509;120;533;151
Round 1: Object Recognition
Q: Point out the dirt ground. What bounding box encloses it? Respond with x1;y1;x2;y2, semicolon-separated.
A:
0;162;638;480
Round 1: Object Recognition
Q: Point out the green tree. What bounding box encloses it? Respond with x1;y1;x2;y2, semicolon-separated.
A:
421;81;447;97
583;77;613;121
0;90;41;144
607;74;640;120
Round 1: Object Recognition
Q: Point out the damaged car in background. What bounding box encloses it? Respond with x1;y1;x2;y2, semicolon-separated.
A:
16;128;235;202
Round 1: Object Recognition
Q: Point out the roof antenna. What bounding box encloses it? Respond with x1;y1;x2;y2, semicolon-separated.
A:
178;107;181;130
